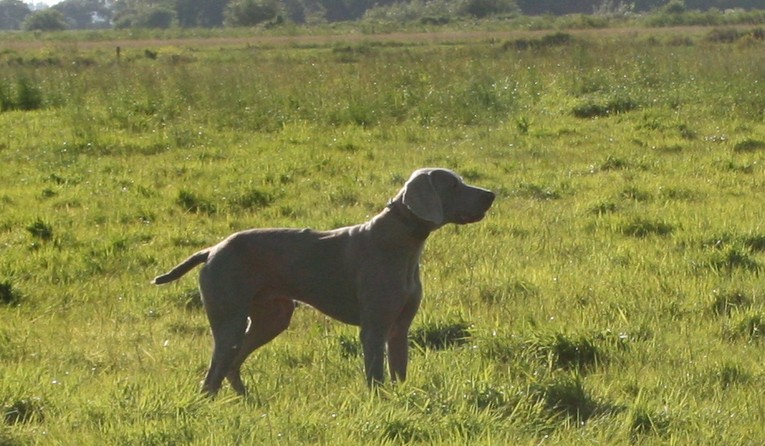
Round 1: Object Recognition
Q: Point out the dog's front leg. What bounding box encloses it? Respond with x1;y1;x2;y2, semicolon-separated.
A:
360;325;387;386
387;331;408;382
387;294;420;382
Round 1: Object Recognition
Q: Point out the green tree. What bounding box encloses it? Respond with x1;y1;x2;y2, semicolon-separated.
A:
112;0;176;29
224;0;281;26
23;9;68;30
176;0;226;27
53;0;111;29
0;0;30;30
142;5;175;27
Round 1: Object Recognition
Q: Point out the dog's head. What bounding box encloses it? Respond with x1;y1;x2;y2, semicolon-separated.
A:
400;168;495;228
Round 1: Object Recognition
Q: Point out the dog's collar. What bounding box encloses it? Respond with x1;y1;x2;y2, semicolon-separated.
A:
386;200;432;241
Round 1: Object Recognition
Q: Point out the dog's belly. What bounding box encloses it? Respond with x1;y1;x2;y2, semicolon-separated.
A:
298;297;361;326
236;228;363;325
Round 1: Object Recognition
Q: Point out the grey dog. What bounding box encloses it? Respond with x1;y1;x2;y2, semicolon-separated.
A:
152;167;495;395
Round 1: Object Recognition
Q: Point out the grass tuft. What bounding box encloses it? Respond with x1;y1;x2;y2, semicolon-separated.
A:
337;334;361;358
0;281;21;306
410;321;471;350
530;374;597;421
572;95;639;118
724;312;765;342
713;361;750;389
620;217;674;238
709;289;751;317
3;397;45;425
628;404;672;440
231;188;274;211
705;246;761;273
26;218;53;242
732;139;765;153
176;190;217;215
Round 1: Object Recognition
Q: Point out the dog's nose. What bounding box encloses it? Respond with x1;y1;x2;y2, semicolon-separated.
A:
482;189;496;208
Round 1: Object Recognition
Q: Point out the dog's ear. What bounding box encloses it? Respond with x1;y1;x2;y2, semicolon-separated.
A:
402;171;443;225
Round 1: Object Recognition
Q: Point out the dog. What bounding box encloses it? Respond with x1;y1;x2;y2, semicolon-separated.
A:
152;167;495;394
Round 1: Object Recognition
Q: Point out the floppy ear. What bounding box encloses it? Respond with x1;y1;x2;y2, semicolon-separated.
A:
402;171;443;225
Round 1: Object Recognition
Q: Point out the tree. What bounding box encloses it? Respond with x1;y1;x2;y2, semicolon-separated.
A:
0;0;31;30
53;0;111;29
112;0;176;29
176;0;226;27
23;9;68;30
142;5;175;27
224;0;281;26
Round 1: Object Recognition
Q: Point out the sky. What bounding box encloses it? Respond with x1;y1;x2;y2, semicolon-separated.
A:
31;0;63;8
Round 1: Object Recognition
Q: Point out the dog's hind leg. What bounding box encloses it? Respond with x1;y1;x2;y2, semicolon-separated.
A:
198;268;252;395
226;298;295;395
201;312;248;395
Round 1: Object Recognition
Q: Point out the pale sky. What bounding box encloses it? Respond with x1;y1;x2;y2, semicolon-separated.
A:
31;0;62;8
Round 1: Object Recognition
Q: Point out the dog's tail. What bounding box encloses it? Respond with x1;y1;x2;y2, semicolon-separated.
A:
151;249;210;285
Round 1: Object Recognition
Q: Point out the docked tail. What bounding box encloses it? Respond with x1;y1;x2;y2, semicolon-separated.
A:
152;249;210;285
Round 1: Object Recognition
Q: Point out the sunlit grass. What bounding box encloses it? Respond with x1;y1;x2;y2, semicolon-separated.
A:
1;26;765;444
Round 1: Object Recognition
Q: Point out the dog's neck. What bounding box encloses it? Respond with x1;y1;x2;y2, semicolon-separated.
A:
385;200;432;241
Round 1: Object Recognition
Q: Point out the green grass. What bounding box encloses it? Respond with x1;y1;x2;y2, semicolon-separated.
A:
1;26;765;444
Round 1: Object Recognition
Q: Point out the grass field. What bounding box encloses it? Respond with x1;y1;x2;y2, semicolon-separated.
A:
1;25;765;444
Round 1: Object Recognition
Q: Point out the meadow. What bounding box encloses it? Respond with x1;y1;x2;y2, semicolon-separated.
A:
1;25;765;444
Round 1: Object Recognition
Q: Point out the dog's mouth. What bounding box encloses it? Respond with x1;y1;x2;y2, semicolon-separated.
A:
455;211;486;224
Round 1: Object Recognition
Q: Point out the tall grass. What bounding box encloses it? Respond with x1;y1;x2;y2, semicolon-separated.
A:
1;27;765;444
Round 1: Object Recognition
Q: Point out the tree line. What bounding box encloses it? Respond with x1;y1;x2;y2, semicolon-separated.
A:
0;0;762;31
